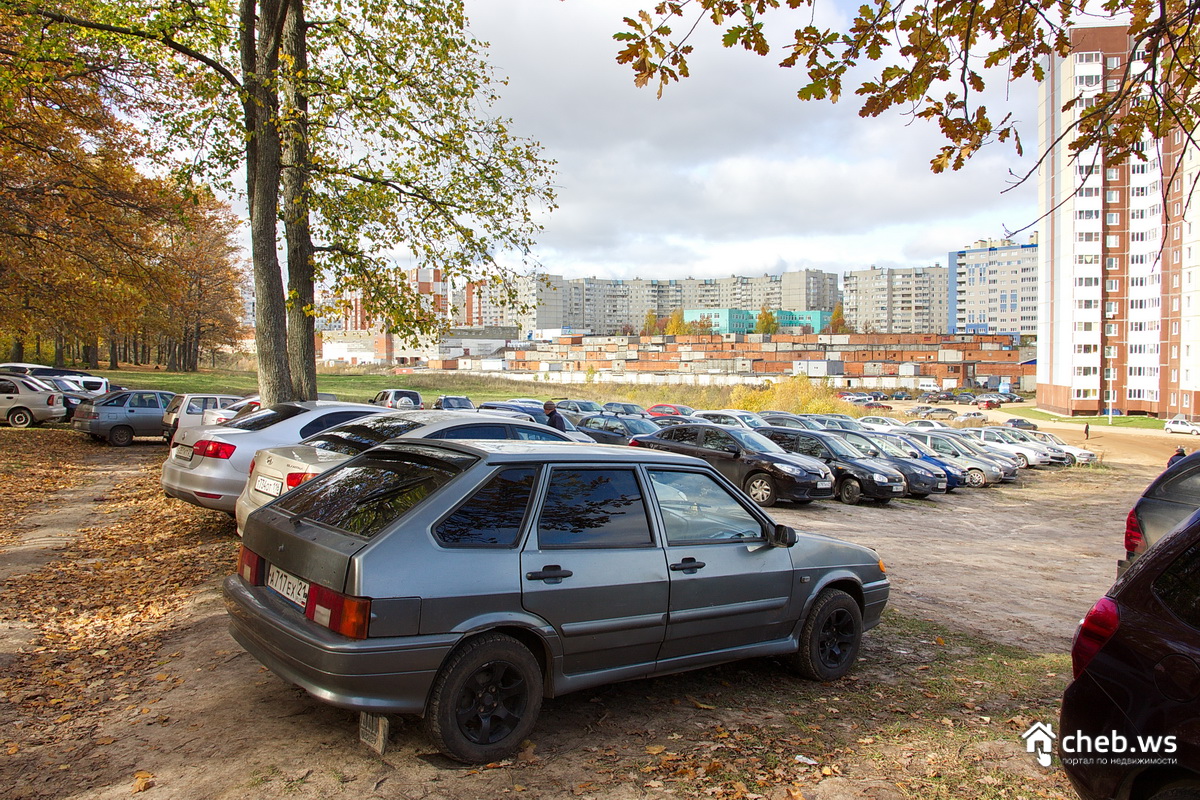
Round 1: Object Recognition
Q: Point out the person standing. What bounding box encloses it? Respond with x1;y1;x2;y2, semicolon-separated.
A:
1169;446;1187;467
1084;423;1089;440
543;400;567;432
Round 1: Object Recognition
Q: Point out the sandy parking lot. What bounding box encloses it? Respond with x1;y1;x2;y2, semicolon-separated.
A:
0;421;1177;800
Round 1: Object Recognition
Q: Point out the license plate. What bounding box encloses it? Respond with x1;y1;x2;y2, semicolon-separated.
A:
175;445;193;462
255;475;284;496
937;482;947;489
817;480;832;489
892;485;905;492
267;564;309;609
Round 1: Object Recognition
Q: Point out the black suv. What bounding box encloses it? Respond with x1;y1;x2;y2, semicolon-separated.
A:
631;423;835;507
1120;451;1200;575
1061;506;1200;800
759;428;907;505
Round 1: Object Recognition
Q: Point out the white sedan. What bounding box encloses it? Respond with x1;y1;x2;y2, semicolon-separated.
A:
162;401;387;513
1166;416;1200;435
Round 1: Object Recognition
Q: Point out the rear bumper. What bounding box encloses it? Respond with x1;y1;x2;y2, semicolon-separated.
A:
223;576;456;715
161;459;244;512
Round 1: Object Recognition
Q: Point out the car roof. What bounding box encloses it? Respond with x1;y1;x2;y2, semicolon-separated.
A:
382;437;709;466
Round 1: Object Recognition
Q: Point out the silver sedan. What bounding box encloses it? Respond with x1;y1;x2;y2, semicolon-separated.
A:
234;411;573;533
162;401;387;513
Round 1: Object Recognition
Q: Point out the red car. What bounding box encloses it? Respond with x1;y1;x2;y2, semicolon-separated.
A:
977;399;1000;410
646;403;696;416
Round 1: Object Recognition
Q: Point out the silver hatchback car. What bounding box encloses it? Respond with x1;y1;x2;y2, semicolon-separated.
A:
224;440;890;763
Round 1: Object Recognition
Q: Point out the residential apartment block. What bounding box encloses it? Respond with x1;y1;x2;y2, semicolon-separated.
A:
949;236;1039;341
465;269;842;337
1038;25;1199;417
843;265;951;334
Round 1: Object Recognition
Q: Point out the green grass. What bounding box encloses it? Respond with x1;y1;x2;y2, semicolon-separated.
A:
1001;405;1165;430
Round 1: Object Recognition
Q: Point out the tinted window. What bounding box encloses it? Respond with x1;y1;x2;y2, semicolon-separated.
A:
514;426;568;442
273;445;477;538
0;379;15;393
1154;465;1200;505
700;429;735;450
664;427;699;445
1154;539;1200;630
435;467;537;547
789;435;825;459
302;416;424;455
225;403;308;431
582;417;606;430
430;424;508;440
624;418;659;435
537;468;653;548
100;393;130;407
299;410;376;439
649;470;762;544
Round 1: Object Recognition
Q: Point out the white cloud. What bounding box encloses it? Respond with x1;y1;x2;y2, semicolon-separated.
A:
468;0;1041;281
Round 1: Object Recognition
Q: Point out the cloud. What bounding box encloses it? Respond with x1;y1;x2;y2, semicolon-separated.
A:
467;0;1041;281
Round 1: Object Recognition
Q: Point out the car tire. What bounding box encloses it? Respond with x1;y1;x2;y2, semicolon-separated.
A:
966;469;986;488
1014;453;1029;469
837;479;862;505
792;588;862;681
743;473;778;507
108;426;134;447
1064;454;1077;467
1147;782;1200;800
7;408;34;428
424;632;542;763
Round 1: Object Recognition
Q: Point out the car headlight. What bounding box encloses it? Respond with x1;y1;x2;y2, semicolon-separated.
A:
872;473;892;483
777;464;808;476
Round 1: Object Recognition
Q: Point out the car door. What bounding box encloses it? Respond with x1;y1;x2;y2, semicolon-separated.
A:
696;428;747;485
645;468;800;661
579;416;618;444
520;466;668;676
126;391;166;435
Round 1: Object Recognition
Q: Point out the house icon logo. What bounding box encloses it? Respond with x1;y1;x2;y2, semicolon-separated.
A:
1022;721;1057;767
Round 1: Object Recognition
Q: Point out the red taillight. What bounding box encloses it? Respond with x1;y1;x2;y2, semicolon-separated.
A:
286;471;318;489
1124;508;1145;554
248;458;255;475
47;394;58;406
305;583;370;639
193;439;236;459
628;438;643;447
237;546;264;584
1071;597;1120;679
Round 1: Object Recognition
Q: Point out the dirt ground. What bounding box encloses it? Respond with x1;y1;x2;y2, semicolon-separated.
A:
0;421;1174;800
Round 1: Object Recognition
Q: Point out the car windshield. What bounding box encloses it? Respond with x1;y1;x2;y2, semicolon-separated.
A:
302;416;425;455
574;401;604;412
1005;429;1034;442
439;397;473;409
726;429;785;453
224;403;309;431
624;418;660;435
822;435;866;458
1042;433;1067;446
735;414;767;428
272;444;477;538
862;435;910;457
989;429;1023;443
893;436;937;457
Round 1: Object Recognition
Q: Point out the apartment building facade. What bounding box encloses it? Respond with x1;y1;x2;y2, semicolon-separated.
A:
949;237;1039;341
1037;25;1199;417
843;265;951;334
465;269;842;337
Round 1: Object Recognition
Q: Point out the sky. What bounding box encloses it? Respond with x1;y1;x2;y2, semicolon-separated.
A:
465;0;1042;282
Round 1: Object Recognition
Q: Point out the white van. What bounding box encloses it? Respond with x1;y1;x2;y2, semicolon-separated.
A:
918;379;941;393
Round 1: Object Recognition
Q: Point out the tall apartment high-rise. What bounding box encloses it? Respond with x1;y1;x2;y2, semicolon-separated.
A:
949;236;1039;341
843;265;951;334
1038;26;1198;417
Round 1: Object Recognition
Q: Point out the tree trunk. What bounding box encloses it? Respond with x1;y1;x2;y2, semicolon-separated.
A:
242;0;294;405
281;0;317;400
9;338;23;361
108;330;119;370
54;334;64;367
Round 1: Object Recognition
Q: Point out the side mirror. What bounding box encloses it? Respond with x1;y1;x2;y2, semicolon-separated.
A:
909;450;920;458
724;445;742;457
769;524;797;548
866;448;880;457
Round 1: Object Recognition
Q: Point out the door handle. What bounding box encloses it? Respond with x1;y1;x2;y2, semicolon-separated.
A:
526;565;573;583
670;558;706;573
